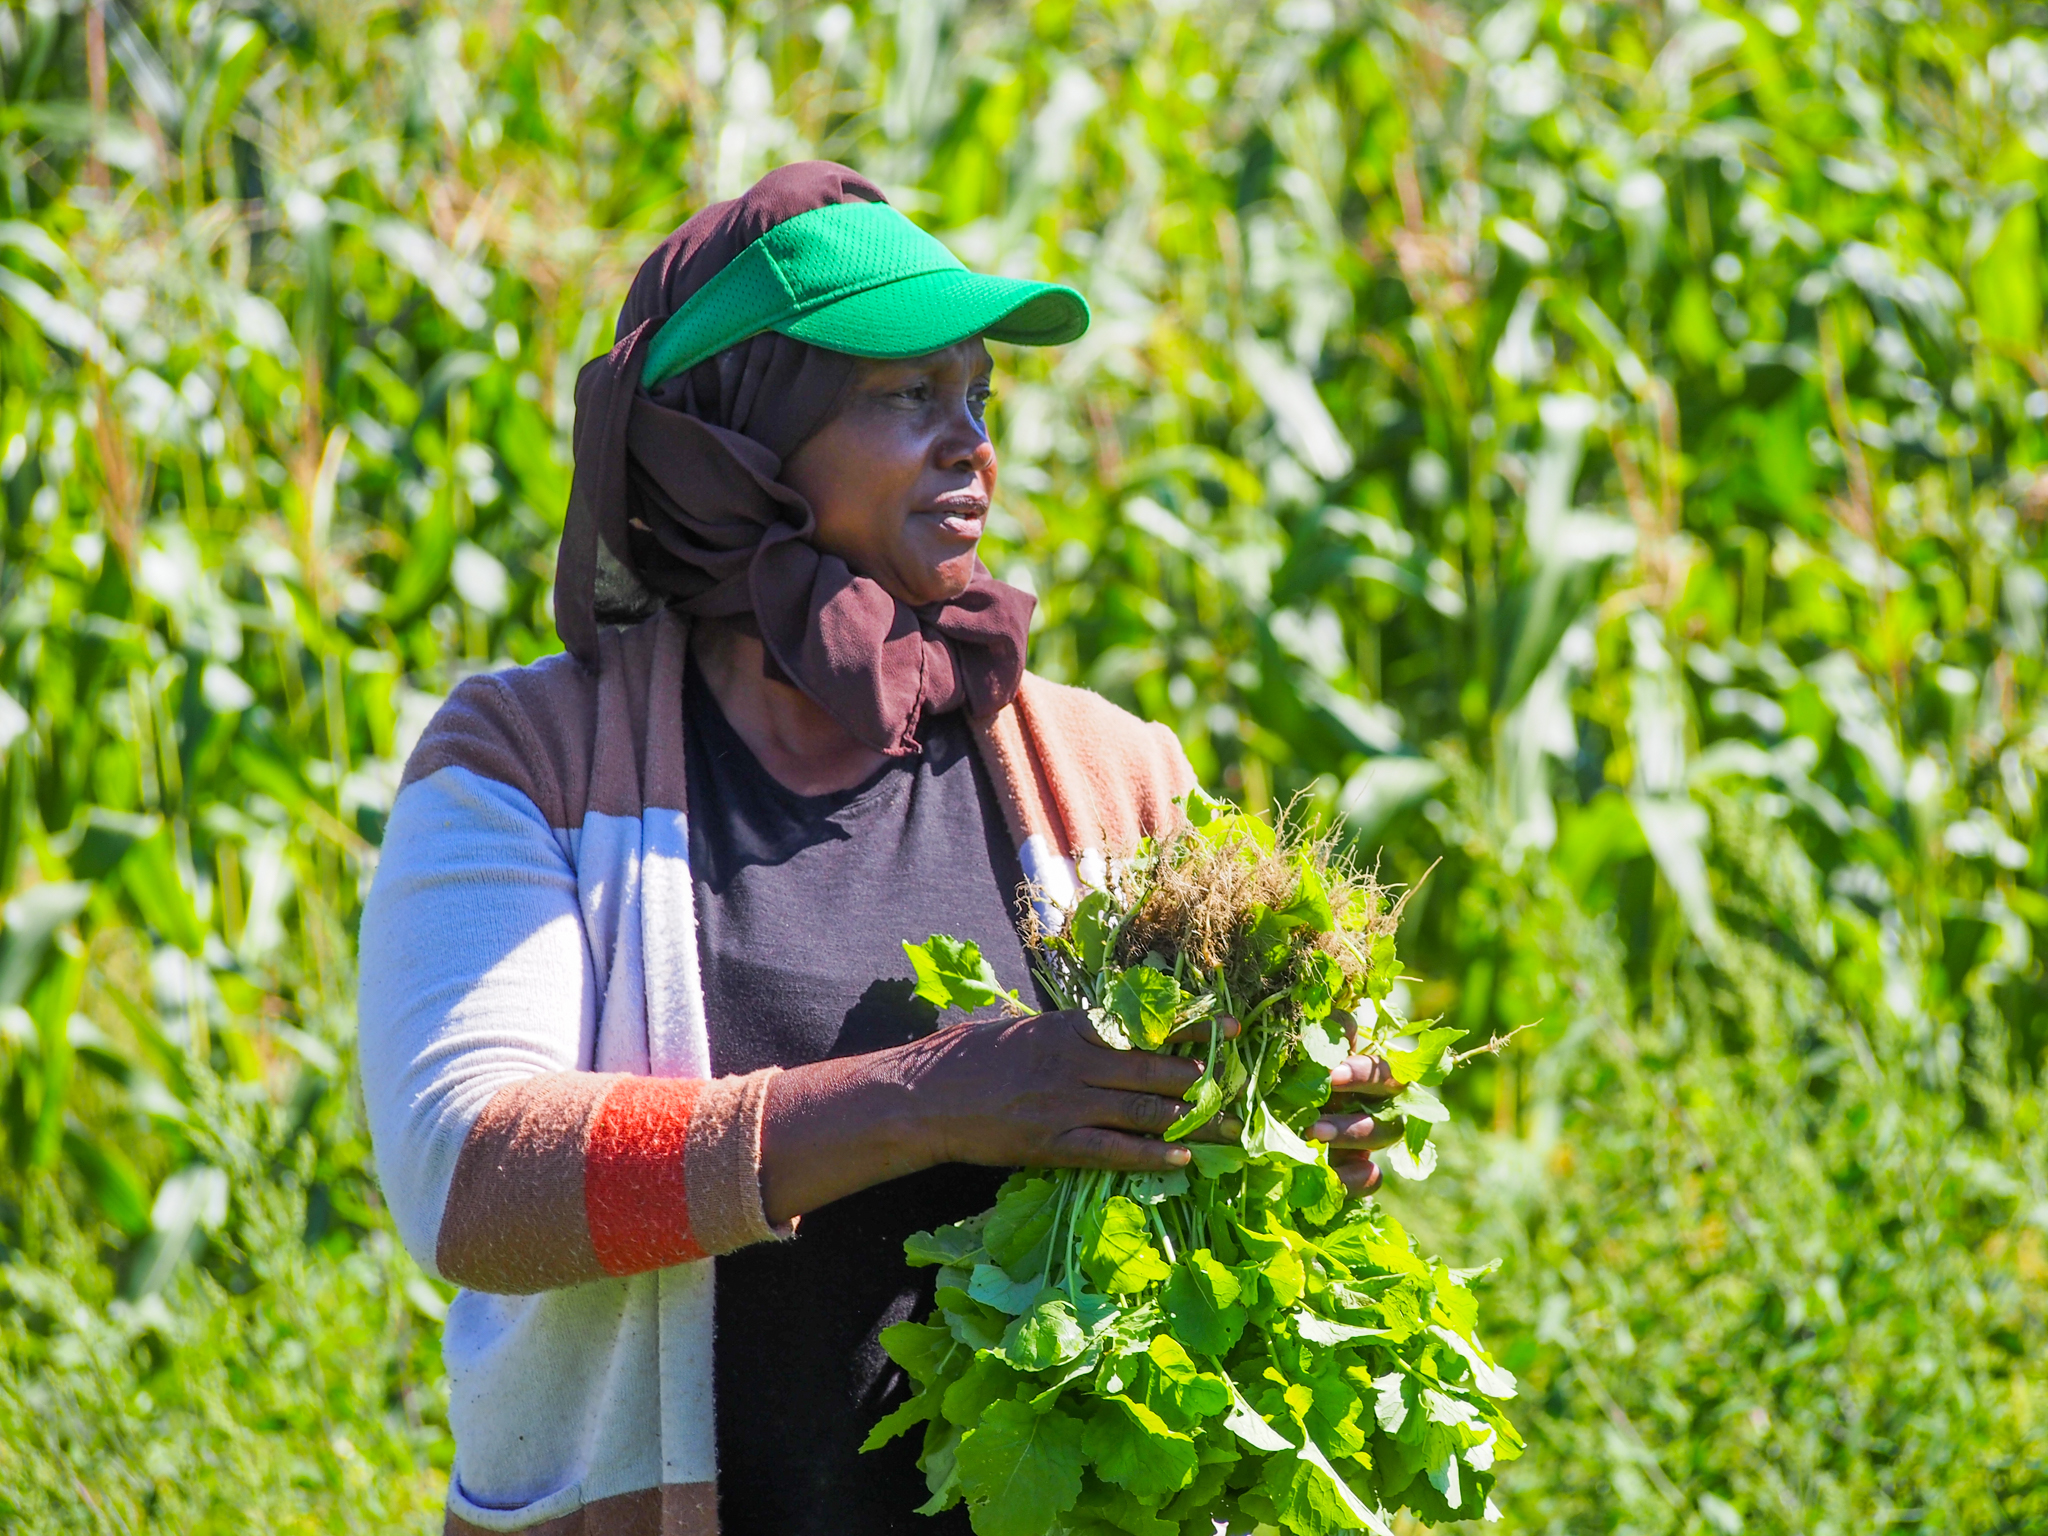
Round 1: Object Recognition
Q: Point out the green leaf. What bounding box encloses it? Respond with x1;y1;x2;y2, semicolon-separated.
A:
1372;1371;1413;1435
906;1221;986;1268
1355;1215;1432;1279
879;1321;958;1386
1405;1116;1433;1156
1365;934;1399;1002
1293;1432;1394;1534
1190;802;1275;853
1429;1324;1518;1400
383;499;456;626
1278;861;1335;934
861;1393;933;1452
1086;1006;1134;1050
1161;1249;1244;1355
985;1175;1059;1275
904;934;1017;1014
1299;1014;1350;1070
1243;1103;1320;1165
1164;1070;1224;1142
1431;1264;1479;1337
1079;1196;1172;1295
1188;1142;1247;1178
1222;1375;1293;1452
1071;888;1118;972
1107;965;1182;1051
1294;1312;1385;1347
1288;1162;1347;1227
943;1355;1025;1427
1084;1394;1197;1500
1669;274;1723;368
63;807;157;881
1255;1247;1307;1309
1975;198;2042;350
955;1400;1086;1536
998;1294;1088;1371
1386;1025;1466;1085
1241;903;1297;965
970;1263;1045;1315
1375;1280;1431;1344
1073;1480;1181;1536
938;1288;1010;1351
916;1424;964;1514
1146;1334;1231;1420
0;881;92;1010
1386;1084;1448;1123
1302;949;1354;1014
62;1128;150;1236
1124;1169;1189;1204
26;934;85;1169
1266;1055;1334;1120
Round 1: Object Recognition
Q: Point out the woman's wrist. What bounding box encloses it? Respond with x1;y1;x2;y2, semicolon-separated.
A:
755;1043;937;1225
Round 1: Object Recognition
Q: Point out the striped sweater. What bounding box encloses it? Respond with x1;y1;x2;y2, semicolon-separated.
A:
356;610;1193;1534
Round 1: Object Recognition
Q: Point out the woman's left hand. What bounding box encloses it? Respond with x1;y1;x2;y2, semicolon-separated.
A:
1310;1050;1405;1195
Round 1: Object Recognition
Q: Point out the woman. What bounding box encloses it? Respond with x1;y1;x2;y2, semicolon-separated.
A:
358;162;1400;1536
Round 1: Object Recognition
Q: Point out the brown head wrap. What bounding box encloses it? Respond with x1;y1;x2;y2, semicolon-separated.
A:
557;161;1035;756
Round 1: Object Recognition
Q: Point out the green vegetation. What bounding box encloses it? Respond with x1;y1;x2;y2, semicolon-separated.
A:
1;0;2043;1530
882;797;1518;1534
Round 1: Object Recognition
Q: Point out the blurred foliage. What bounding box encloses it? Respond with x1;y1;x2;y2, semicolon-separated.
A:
1;0;2045;1530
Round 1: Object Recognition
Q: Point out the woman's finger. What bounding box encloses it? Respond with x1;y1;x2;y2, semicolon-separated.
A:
1082;1087;1193;1137
1182;1112;1245;1145
1049;1125;1193;1172
1081;1042;1206;1097
1332;1149;1381;1195
1327;1053;1400;1097
1307;1111;1402;1150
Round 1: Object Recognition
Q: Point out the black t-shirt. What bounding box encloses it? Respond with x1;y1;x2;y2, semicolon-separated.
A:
684;658;1035;1534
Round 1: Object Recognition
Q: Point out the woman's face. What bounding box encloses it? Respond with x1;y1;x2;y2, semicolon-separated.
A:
782;339;996;607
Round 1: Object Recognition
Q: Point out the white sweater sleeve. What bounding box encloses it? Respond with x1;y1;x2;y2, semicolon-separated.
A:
356;764;598;1275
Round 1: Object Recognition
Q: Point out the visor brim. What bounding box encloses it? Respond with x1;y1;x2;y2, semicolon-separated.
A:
777;268;1089;358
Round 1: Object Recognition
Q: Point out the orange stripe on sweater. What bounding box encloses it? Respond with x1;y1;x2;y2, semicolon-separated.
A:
586;1076;707;1273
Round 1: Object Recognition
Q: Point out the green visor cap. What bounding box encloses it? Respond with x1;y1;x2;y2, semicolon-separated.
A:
639;199;1091;389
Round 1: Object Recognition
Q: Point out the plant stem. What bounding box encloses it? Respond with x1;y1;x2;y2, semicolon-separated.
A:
1046;1171;1074;1290
1150;1202;1177;1263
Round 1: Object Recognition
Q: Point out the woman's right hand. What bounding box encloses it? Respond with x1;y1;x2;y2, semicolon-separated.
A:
758;1010;1238;1225
893;1009;1236;1173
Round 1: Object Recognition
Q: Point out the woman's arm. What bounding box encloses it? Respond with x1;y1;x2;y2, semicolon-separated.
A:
360;763;780;1293
359;757;1217;1286
357;763;600;1285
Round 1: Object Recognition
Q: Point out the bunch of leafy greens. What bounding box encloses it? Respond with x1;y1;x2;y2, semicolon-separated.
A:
870;792;1518;1535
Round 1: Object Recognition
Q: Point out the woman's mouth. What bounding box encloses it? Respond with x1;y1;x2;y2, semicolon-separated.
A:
920;499;989;539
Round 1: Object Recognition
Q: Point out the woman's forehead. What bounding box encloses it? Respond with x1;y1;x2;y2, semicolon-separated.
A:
855;338;993;377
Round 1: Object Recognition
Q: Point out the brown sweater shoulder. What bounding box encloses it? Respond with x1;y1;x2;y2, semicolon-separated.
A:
396;617;680;830
979;672;1196;860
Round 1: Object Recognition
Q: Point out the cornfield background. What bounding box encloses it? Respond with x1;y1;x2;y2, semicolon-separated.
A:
1;0;2044;1530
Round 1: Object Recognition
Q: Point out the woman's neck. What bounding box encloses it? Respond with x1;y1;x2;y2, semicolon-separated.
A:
692;619;892;796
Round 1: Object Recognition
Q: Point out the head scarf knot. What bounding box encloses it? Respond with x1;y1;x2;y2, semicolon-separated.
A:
557;161;1035;756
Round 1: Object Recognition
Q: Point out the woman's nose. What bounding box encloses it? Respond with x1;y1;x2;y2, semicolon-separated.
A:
939;416;996;474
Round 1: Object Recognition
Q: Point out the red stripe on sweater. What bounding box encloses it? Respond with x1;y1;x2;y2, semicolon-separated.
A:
586;1077;707;1273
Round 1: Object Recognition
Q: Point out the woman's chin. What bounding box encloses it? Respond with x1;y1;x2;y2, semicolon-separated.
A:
916;570;979;607
894;548;981;607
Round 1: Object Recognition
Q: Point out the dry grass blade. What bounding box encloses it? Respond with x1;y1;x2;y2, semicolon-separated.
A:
1096;811;1399;1015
